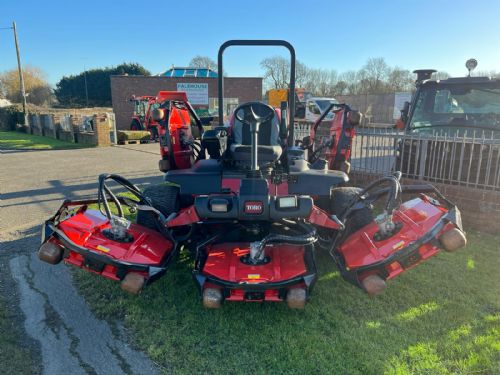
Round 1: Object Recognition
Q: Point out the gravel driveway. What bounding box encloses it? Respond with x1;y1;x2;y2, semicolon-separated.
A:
0;144;163;374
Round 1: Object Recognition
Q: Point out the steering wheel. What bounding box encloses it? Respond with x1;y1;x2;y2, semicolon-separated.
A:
234;102;275;128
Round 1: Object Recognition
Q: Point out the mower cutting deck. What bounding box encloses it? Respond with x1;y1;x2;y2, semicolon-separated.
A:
38;40;466;308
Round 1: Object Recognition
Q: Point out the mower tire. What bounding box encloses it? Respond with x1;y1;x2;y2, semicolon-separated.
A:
136;183;180;231
202;288;222;308
286;288;307;309
439;227;467;252
38;242;63;265
361;274;387;297
330;187;373;235
120;273;145;294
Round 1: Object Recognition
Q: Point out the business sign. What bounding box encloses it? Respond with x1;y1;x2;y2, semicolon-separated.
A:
176;83;209;105
393;92;412;119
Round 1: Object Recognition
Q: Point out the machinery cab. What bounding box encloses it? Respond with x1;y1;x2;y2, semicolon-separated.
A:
396;60;500;138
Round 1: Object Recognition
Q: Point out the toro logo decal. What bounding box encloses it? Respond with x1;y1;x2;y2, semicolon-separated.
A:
244;201;263;214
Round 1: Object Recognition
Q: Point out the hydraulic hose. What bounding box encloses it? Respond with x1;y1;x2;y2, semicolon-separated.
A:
254;221;317;260
358;174;402;215
97;174;149;220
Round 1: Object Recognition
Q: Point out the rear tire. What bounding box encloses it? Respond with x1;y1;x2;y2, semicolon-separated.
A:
330;187;373;235
136;183;180;231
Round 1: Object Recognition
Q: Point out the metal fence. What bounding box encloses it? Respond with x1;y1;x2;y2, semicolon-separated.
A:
351;128;500;190
293;121;312;142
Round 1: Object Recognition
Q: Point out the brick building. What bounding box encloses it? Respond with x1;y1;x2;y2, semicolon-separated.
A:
110;74;263;130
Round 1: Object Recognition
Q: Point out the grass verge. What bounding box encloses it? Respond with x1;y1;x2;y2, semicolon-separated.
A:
73;227;499;374
0;130;92;150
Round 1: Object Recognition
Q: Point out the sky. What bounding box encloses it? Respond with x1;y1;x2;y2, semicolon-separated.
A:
1;0;499;85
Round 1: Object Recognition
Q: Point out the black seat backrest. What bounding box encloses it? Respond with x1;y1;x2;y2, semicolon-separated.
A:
232;111;280;146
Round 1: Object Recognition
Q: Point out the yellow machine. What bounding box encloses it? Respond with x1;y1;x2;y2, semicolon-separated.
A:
266;88;310;118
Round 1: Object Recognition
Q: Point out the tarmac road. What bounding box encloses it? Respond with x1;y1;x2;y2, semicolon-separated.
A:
0;144;163;375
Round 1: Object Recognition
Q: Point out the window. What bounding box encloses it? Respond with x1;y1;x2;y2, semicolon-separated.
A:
316;99;337;112
209;97;239;117
410;83;500;130
173;69;184;77
197;69;208;77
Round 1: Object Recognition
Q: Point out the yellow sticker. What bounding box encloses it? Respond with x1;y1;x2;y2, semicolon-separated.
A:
247;274;260;279
96;245;110;253
392;241;405;251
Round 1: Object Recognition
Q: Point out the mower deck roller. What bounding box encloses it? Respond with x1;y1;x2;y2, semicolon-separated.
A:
37;40;467;309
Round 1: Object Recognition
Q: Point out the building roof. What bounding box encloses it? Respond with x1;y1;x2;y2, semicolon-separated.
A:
161;67;218;78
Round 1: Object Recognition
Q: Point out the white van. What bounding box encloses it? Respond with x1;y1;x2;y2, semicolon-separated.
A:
305;97;338;122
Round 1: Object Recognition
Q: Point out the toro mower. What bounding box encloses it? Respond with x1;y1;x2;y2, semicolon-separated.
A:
38;40;466;308
129;91;208;145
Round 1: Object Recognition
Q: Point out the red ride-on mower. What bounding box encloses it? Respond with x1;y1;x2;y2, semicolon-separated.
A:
150;91;205;173
297;101;359;174
38;40;466;308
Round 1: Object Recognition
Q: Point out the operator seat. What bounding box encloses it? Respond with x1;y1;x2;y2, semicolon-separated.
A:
229;105;282;165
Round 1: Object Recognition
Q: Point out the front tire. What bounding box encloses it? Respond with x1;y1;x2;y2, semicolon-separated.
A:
136;183;180;231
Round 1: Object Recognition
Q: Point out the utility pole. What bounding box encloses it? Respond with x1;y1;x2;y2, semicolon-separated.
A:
83;64;89;107
12;21;27;122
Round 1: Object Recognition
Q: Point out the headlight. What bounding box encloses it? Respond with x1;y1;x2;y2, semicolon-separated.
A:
276;196;297;209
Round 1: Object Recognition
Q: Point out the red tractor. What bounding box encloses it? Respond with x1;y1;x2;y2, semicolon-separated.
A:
38;40;466;309
129;95;161;140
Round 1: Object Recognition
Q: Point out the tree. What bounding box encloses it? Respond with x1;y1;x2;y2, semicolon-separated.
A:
387;67;414;92
189;55;217;70
0;65;53;105
295;61;309;88
360;57;390;94
433;71;450;80
261;56;291;89
473;70;500;78
54;63;150;107
340;70;359;95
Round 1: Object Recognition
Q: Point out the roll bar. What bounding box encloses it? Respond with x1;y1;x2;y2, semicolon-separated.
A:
217;40;296;146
